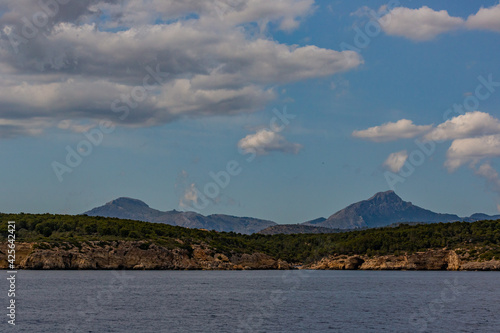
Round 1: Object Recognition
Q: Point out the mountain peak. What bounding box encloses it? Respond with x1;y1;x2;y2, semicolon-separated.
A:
368;190;402;202
84;198;276;234
106;197;150;208
303;190;460;230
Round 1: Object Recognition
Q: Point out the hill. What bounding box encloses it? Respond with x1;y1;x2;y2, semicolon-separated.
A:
84;197;276;234
0;213;499;270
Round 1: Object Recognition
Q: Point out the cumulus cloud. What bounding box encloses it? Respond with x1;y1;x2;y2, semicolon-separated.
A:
178;183;200;210
466;3;500;32
475;162;500;195
383;150;408;173
379;6;464;41
356;112;500;176
445;134;500;171
424;111;500;141
352;119;432;142
371;4;500;41
238;129;302;155
359;110;500;204
0;0;362;138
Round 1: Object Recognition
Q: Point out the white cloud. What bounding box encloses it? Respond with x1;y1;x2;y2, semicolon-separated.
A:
352;119;432;142
179;183;200;210
445;134;500;171
466;3;500;32
372;3;500;41
0;0;362;138
383;150;408;173
379;6;464;41
238;129;302;155
0;118;52;138
475;162;500;196
425;111;500;141
101;0;315;31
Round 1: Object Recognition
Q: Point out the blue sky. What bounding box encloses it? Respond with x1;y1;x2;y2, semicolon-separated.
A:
1;0;500;223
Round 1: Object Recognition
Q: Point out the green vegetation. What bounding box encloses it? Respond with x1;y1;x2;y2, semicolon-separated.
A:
1;213;499;263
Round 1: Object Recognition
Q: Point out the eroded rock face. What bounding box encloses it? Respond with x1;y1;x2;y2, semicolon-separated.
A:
305;250;500;271
0;243;498;270
459;260;500;271
309;256;365;270
0;242;287;270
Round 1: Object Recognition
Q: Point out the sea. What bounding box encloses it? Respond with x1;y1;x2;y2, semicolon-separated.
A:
1;270;498;332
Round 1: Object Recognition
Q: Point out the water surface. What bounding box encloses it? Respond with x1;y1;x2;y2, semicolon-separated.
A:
1;270;498;332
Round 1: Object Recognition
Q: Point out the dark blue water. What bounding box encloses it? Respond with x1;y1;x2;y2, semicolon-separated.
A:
0;270;498;332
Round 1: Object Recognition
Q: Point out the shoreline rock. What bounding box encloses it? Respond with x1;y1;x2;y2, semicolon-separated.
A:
304;249;500;271
0;241;288;270
0;242;498;271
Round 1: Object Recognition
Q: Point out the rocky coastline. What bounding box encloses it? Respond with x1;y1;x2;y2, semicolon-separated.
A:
1;241;499;270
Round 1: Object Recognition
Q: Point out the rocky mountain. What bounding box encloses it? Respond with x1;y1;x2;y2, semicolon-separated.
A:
258;224;340;235
303;191;462;229
84;197;276;234
85;193;500;234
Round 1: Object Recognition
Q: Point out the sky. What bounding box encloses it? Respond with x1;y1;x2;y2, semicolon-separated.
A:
1;0;500;224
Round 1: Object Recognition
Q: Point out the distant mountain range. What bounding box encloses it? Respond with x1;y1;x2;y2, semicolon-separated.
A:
303;190;500;230
84;197;276;235
84;191;500;234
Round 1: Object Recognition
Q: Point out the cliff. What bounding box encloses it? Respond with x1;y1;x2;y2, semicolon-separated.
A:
0;242;289;270
1;242;499;270
305;249;500;271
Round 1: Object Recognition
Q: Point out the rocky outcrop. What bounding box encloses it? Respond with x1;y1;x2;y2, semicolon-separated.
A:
309;256;365;270
458;260;500;271
305;249;499;271
0;241;287;270
0;243;497;270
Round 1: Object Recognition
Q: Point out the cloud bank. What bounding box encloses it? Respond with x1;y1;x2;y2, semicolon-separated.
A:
0;0;363;138
369;3;500;41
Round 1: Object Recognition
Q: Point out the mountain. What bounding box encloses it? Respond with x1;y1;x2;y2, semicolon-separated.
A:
84;197;276;234
85;193;500;234
258;224;341;235
466;213;500;222
303;191;462;229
